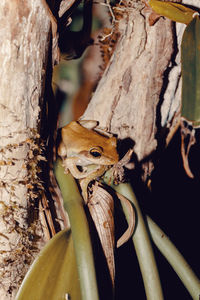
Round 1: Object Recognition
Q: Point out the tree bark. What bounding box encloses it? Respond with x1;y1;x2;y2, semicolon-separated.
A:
82;0;185;179
0;1;51;298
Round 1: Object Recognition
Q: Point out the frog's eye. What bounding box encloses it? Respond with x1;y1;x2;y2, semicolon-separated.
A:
89;147;103;158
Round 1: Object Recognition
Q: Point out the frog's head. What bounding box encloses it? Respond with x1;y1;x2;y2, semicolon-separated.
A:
58;121;119;166
80;136;119;166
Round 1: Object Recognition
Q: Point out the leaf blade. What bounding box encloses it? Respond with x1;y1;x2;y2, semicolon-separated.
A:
16;229;81;300
181;17;200;126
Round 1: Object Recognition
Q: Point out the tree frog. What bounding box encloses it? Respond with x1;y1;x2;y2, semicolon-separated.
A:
58;120;119;201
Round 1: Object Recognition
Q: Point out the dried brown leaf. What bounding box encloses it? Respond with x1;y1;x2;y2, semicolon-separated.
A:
87;183;115;285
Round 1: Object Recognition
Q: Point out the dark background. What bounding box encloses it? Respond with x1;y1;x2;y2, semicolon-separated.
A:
113;128;200;300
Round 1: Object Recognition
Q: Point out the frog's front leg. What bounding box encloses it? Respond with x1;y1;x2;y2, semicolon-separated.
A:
62;157;103;180
62;157;88;179
79;166;108;202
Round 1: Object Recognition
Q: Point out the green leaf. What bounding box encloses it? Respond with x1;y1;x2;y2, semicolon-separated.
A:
149;0;197;24
181;17;200;127
16;229;81;300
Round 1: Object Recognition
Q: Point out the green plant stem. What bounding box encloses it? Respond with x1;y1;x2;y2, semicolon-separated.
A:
104;177;164;300
147;216;200;300
54;159;99;300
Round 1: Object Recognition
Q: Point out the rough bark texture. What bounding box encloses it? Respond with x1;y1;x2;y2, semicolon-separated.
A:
82;0;179;178
0;1;51;298
82;0;200;179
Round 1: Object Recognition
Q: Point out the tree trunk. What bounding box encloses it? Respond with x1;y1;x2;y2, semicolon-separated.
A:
0;1;51;298
82;0;187;179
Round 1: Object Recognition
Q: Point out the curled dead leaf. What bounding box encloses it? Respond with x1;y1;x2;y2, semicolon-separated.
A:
87;181;136;285
87;183;115;285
